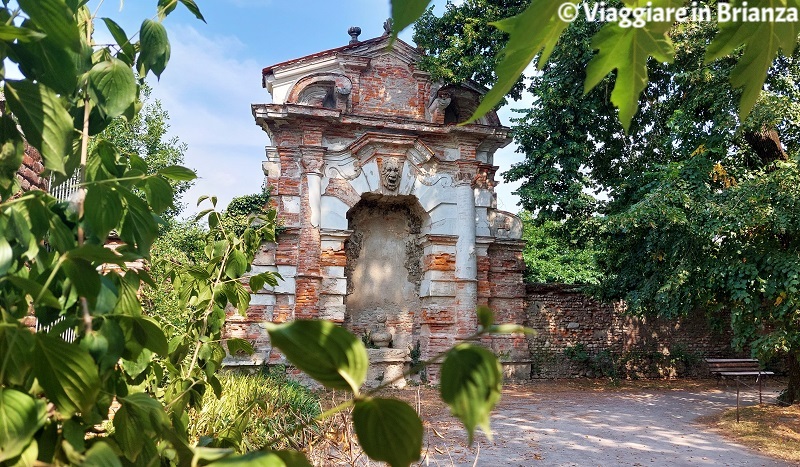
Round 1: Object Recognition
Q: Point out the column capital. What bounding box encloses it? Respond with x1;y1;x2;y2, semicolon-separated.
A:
300;146;325;175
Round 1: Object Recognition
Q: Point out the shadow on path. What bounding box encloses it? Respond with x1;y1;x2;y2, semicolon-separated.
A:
419;382;789;467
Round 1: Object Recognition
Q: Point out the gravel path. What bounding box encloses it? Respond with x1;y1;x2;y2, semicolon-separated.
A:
414;381;790;466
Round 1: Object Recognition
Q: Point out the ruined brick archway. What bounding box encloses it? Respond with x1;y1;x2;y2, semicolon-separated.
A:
232;30;529;380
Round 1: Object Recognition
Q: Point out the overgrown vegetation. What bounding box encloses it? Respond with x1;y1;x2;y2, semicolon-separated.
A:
520;212;601;285
189;370;321;453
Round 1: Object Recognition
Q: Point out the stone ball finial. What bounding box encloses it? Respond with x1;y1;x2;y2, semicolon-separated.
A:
348;26;361;45
383;18;393;36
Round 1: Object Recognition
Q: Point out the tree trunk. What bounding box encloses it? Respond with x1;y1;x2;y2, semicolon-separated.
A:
744;126;788;166
782;352;800;405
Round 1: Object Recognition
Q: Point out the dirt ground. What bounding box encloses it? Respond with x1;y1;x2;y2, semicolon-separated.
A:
384;379;792;467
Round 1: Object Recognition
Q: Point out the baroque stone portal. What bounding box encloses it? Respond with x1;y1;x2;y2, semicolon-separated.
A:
226;29;529;381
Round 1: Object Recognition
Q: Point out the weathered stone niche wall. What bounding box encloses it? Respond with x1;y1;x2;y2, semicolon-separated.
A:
344;195;424;350
526;283;738;378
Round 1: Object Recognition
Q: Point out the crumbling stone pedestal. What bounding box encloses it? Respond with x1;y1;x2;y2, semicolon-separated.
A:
366;348;408;389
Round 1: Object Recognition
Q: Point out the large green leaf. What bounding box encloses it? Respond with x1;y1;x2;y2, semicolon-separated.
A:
583;0;678;131
0;235;13;276
0;389;46;462
138;19;170;79
179;0;206;23
87;58;137;119
705;0;800;120
4;79;73;175
0;324;35;387
116;315;168;356
352;398;423;467
440;343;502;445
0;24;45;42
119;188;158;255
465;0;577;124
7;275;62;309
18;0;81;52
9;35;78;95
142;176;173;214
67;244;127;266
101;18;135;63
62;257;101;299
265;320;368;393
226;337;254;357
113;393;170;463
390;0;432;42
33;333;101;415
158;165;197;181
84;183;123;240
82;442;122;467
224;248;248;279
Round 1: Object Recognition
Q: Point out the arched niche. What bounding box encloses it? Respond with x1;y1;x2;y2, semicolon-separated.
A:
343;194;428;350
431;84;501;126
286;73;352;110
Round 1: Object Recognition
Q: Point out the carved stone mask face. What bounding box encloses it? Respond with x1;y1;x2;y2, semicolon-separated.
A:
381;158;401;191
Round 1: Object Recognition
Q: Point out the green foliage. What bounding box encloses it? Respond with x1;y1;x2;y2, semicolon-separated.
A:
221;191;272;237
413;0;529;101
352;398;424;467
583;0;677;129
439;343;502;444
598;155;800;365
188;371;321;452
0;1;291;463
521;212;602;285
0;388;46;462
99;83;193;219
265;320;369;393
399;0;800;129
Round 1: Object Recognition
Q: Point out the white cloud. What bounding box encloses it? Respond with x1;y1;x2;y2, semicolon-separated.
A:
147;25;270;215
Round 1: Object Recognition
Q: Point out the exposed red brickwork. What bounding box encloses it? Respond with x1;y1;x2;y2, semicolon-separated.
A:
323;177;360;208
423;253;456;271
17;144;48;193
526;283;739;378
320;249;347;267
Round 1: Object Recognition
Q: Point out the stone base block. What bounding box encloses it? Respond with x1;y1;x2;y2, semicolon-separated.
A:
365;348;408;389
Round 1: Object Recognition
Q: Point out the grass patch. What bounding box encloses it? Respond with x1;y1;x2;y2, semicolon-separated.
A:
704;404;800;463
189;370;322;453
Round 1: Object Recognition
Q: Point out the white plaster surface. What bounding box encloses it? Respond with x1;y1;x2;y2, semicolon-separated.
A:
420;279;456;297
248;293;277;306
281;196;301;214
427;204;458;235
320;195;350;230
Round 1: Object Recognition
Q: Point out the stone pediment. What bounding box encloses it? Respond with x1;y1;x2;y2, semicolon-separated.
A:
324;133;450;189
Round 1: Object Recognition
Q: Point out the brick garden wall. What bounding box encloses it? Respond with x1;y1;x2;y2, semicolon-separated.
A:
525;283;739;378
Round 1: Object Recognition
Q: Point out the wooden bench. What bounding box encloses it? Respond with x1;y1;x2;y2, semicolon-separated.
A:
706;358;774;422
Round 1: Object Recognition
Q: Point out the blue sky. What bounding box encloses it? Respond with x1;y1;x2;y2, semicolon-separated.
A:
89;0;525;214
